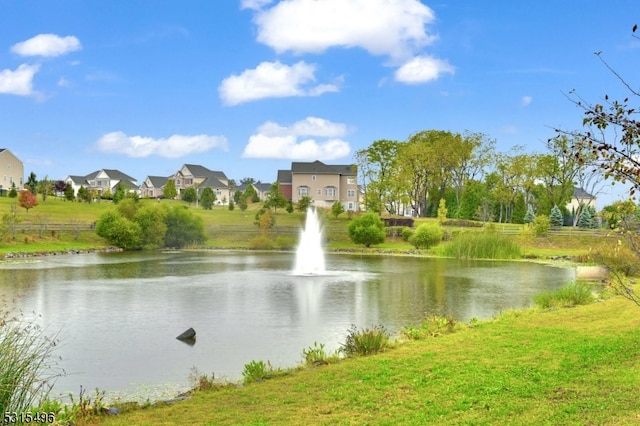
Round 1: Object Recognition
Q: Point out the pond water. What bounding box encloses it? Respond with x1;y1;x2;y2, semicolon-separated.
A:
0;250;574;402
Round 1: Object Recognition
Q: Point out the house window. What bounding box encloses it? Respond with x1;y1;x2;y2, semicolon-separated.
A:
298;186;310;196
348;202;354;211
317;189;321;195
216;189;222;196
312;175;316;181
347;177;355;185
325;187;336;197
347;189;355;198
185;178;193;185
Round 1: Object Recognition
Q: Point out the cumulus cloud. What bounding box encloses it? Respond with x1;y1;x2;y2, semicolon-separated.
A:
394;55;455;84
243;117;351;160
0;64;40;96
95;131;228;158
218;60;338;105
251;0;436;61
11;34;81;57
521;95;532;106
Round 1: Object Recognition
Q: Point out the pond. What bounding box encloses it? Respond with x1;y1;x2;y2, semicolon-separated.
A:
0;250;574;402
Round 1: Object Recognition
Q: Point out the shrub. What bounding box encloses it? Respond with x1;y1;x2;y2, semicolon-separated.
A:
409;223;444;249
242;360;276;384
534;282;594;309
249;235;274;249
550;205;564;227
533;214;551;236
340;325;390;356
95;210;142;249
274;236;295;250
401;226;414;241
164;205;206;248
347;213;386;247
301;342;340;367
402;315;457;340
443;231;522;259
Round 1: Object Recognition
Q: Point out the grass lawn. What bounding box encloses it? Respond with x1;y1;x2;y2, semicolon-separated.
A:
83;297;640;425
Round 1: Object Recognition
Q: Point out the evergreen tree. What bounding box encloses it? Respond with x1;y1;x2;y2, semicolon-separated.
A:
524;205;536;224
8;182;17;198
200;187;216;209
577;207;594;229
549;205;564;227
163;179;177;200
228;198;235;211
182;187;197;205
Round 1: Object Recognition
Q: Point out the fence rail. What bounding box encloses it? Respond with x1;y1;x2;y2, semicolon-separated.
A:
13;223;94;231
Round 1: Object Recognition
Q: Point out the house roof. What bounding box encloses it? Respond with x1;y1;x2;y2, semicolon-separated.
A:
182;164;228;181
277;170;292;184
573;187;595;199
144;176;169;188
291;160;356;175
67;175;88;185
199;176;227;189
83;169;137;183
253;182;272;192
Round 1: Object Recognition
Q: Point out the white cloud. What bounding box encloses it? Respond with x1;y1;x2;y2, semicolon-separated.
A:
0;64;40;96
95;131;228;158
11;34;81;57
243;117;351;160
394;55;455;84
521;95;532;106
251;0;436;61
240;0;273;10
218;60;338;105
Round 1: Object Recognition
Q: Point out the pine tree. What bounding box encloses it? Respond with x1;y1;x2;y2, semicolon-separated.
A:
549;205;564;227
524;205;535;224
577;207;594;229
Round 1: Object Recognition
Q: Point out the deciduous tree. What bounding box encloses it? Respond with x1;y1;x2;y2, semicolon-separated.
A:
18;190;38;214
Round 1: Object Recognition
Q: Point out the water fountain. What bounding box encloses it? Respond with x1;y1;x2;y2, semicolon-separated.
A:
293;207;326;275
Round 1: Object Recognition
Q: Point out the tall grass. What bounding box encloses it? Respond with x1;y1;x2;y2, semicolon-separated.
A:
443;231;522;259
0;307;61;414
534;282;595;309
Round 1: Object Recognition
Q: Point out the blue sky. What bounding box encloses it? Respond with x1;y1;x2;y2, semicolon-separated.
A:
1;0;639;206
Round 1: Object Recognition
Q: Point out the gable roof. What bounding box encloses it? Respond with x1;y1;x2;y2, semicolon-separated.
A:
573;187;595;199
291;160;356;175
277;170;292;184
143;176;169;188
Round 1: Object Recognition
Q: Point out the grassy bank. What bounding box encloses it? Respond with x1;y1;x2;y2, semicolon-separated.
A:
81;297;640;425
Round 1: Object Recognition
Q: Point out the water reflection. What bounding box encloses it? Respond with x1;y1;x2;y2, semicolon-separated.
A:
0;251;574;401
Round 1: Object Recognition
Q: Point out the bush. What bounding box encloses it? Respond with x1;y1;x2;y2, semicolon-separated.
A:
301;342;340;367
340;325;390;356
402;315;457;340
533;214;550;236
95;210;142;249
401;227;414;241
249;235;274;249
242;360;282;384
164;205;206;248
347;213;386;247
443;231;522;259
534;282;594;309
409;223;444;249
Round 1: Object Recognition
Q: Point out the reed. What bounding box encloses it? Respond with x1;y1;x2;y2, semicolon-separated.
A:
443;231;522;259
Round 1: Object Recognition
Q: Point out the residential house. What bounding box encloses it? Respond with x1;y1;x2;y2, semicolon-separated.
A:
140;176;170;199
0;148;24;194
233;182;272;201
65;169;138;197
278;160;359;211
567;187;597;226
277;170;292;201
171;164;230;204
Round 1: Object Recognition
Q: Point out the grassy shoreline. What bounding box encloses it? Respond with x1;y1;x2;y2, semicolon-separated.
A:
82;296;640;425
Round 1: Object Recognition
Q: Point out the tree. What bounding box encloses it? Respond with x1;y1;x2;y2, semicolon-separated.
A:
355;139;401;213
410;223;444;249
134;204;167;249
200;187;216;210
8;182;17;198
577;207;596;229
36;177;53;201
549;205;564;227
164;205;206;248
244;184;260;203
437;198;448;224
264;182;287;215
54;180;67;196
18;190;38;214
524;205;536;224
113;183;127;204
163;179;177;200
347;212;386;247
95;210;142;250
25;172;37;194
64;184;74;201
331;201;345;218
228;198;235;211
182;187;197;205
296;196;313;212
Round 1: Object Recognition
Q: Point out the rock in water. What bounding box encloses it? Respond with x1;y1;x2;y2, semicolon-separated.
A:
176;327;196;341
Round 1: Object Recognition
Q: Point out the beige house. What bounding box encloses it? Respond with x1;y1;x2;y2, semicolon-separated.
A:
171;164;230;204
279;160;359;211
0;148;24;194
140;176;170;198
65;169;138;197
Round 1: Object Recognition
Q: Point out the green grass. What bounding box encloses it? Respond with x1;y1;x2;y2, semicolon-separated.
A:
83;297;640;425
534;281;595;308
443;230;523;259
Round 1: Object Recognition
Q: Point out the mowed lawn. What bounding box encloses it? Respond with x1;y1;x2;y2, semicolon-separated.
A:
85;297;640;425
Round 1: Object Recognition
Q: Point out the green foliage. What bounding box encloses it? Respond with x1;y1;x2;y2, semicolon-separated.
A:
0;308;60;415
254;208;275;230
409;223;444;249
116;197;139;220
249;234;274;249
534;282;594;309
401;226;414;241
163;179;177;200
340;324;390;356
77;186;89;203
532;214;551;236
347;212;386;247
228;198;235;211
402;315;457;340
437;198;448;224
63;184;74;201
26;172;37;194
8;182;17;198
95;210;142;249
164;205;206;248
200;187;216;210
523;205;536;224
286;200;294;214
549;205;564;227
182;187;197;205
301;342;341;367
134;204;167;249
244;185;260;203
274;236;295;250
578;207;597;229
331;201;345;218
112;183;127;204
242;360;275;384
238;196;248;211
444;230;522;259
264;182;287;214
296;196;313;212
